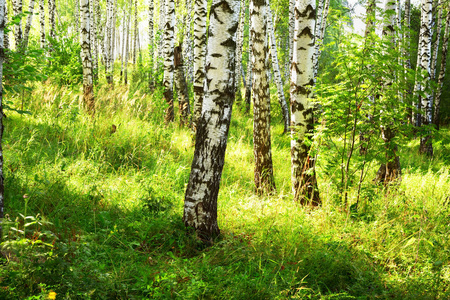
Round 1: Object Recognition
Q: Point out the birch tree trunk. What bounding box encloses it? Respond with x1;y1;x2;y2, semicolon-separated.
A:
234;0;245;102
433;6;449;130
182;0;193;82
244;1;253;113
49;0;55;42
418;0;433;156
13;0;22;49
133;0;137;65
287;0;294;79
192;0;208;131
112;0;117;63
148;0;154;87
251;0;275;194
312;0;324;80
0;0;6;237
183;0;239;241
81;0;95;114
90;0;98;81
105;0;113;84
290;0;319;205
174;46;191;127
75;0;79;41
124;3;131;84
267;5;289;134
430;0;442;82
22;0;35;48
4;0;8;51
375;0;402;184
163;0;175;123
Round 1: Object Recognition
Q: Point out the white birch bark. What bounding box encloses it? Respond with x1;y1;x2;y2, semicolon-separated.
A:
417;0;433;155
183;0;239;241
0;0;6;236
90;0;98;81
39;0;45;48
290;0;319;204
112;0;117;62
4;0;8;50
234;0;245;101
105;0;113;84
133;0;137;65
312;0;324;80
13;0;22;49
433;6;449;130
192;0;208;130
148;0;154;87
49;0;55;49
124;1;131;84
251;0;275;194
158;0;165;61
244;0;253;112
81;0;95;113
163;0;174;122
182;0;193;82
267;5;289;133
22;0;35;48
430;0;442;82
288;0;294;77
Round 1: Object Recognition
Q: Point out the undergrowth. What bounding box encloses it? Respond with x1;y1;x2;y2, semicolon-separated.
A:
0;74;449;299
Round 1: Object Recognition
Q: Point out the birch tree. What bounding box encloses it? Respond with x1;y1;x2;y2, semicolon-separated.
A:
433;5;450;130
81;0;95;113
148;0;154;87
22;0;35;49
192;0;208;130
290;0;319;204
163;0;175;123
251;0;275;194
49;0;55;41
174;46;191;127
90;0;98;81
234;0;245;102
244;1;253;112
417;0;433;156
124;2;131;84
267;4;289;134
13;0;22;49
183;0;239;241
0;0;5;237
182;0;193;81
105;0;113;84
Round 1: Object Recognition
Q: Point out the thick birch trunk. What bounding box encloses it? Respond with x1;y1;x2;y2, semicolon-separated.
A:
174;46;191;127
81;0;95;114
163;0;175;123
183;0;239;241
0;0;6;237
252;0;275;194
22;0;35;48
418;0;433;156
13;0;22;49
267;5;289;133
433;7;449;130
290;0;319;205
192;0;207;131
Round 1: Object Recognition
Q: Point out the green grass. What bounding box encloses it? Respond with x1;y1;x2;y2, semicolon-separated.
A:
1;77;449;299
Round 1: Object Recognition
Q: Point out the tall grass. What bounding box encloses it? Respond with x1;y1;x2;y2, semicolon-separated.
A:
0;76;449;299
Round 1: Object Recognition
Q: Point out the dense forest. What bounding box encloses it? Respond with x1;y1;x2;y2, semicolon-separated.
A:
0;0;449;298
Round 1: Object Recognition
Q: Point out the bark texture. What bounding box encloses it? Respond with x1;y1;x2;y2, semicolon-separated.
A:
174;46;191;127
244;1;253;112
13;0;23;49
124;2;131;84
39;0;45;48
183;0;239;241
251;0;275;194
267;4;289;133
433;5;449;130
81;0;95;114
290;0;319;205
234;0;245;102
192;0;208;130
163;0;175;123
148;0;154;87
182;0;193;81
22;0;35;48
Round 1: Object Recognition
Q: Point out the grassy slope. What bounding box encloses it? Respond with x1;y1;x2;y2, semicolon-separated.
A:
1;77;449;299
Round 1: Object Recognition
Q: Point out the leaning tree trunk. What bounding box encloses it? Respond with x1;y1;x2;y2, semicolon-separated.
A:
148;0;154;87
418;0;433;156
244;1;253;113
183;0;239;241
267;5;289;134
433;4;449;130
290;0;320;205
251;0;275;195
22;0;35;49
192;0;208;131
174;46;191;127
81;0;95;114
234;0;246;102
163;0;175;123
0;0;6;238
13;0;23;49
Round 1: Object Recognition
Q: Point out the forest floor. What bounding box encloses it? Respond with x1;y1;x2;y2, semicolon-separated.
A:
1;77;450;299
